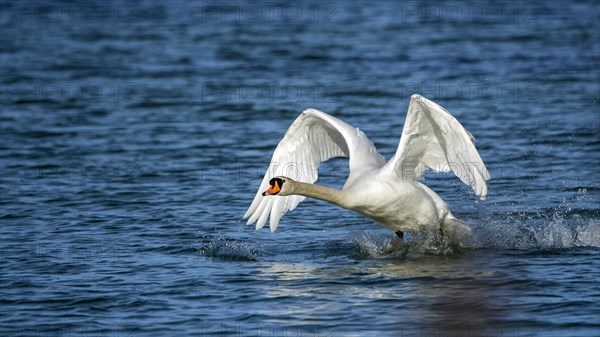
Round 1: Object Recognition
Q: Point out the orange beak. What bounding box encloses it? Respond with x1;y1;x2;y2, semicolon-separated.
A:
262;180;281;196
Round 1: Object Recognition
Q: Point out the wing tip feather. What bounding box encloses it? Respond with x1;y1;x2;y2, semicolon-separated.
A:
302;108;321;115
256;217;267;230
269;220;279;232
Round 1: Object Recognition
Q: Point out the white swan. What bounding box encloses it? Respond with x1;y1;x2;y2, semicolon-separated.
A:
244;94;490;240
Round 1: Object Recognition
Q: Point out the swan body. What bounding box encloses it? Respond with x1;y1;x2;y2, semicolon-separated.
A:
244;94;490;238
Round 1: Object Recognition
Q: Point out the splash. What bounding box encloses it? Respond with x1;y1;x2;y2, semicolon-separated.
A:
353;207;599;258
354;232;402;258
354;231;464;258
574;220;600;247
471;210;600;249
198;235;259;262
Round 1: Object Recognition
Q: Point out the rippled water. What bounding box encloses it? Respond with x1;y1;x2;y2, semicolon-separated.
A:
1;1;599;336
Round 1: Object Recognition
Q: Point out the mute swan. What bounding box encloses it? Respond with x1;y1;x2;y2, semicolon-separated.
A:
244;94;490;241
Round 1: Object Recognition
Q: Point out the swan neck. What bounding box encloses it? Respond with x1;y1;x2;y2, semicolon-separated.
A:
291;182;347;208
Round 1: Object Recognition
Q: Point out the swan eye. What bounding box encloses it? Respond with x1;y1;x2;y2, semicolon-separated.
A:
269;178;285;186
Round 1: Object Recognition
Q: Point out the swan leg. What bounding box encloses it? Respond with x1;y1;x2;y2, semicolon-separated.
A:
385;230;408;256
391;231;404;248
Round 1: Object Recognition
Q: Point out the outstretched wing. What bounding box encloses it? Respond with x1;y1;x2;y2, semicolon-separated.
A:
385;94;490;199
244;108;385;232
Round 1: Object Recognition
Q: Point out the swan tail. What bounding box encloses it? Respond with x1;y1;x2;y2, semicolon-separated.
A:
441;215;472;244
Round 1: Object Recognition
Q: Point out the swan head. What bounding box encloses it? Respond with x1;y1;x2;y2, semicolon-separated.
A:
262;176;294;196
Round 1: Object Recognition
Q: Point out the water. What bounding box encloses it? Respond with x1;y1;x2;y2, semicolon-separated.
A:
1;1;599;336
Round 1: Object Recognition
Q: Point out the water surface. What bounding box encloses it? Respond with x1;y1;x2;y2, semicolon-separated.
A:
1;1;599;336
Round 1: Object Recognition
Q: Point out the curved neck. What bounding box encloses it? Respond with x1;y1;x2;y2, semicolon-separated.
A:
289;182;348;208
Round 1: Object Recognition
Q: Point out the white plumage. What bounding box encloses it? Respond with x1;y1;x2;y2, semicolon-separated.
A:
244;94;490;237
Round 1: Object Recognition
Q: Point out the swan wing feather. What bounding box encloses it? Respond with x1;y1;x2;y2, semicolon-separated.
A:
244;108;384;231
385;94;490;199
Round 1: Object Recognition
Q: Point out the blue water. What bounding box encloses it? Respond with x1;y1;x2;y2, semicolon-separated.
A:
1;1;599;336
